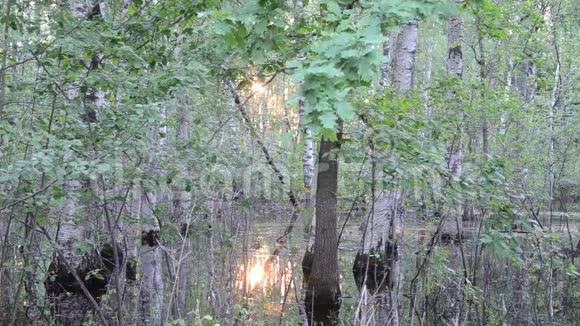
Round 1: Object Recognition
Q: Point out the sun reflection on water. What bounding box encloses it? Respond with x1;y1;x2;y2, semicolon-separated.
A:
236;252;295;301
248;262;265;289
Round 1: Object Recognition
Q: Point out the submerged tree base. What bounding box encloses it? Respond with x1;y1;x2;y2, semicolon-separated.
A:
353;250;389;292
302;249;341;325
44;243;133;325
352;242;399;324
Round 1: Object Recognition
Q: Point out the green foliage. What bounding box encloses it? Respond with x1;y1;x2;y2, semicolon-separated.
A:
213;0;293;69
0;0;578;324
211;0;450;138
290;0;449;139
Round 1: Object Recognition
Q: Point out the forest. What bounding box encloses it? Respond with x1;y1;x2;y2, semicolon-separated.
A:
0;0;578;325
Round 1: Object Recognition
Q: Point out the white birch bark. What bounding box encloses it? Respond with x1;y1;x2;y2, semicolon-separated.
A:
391;19;419;93
445;7;464;216
44;3;110;323
355;18;418;326
138;190;164;326
296;4;314;324
298;97;315;207
139;103;166;325
50;180;94;324
171;98;191;320
500;56;513;135
440;8;465;324
387;19;418;325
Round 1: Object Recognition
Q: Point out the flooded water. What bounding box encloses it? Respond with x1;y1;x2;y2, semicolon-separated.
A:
231;209;580;323
236;251;295;298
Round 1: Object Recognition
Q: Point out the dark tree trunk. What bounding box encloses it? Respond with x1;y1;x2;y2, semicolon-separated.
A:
303;133;342;325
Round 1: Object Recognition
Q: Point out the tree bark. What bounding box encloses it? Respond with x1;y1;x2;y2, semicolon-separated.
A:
353;162;403;324
139;97;166;326
299;97;315;208
391;19;419;93
0;1;13;319
299;91;315;326
432;8;465;324
516;55;535;106
43;4;115;324
139;190;164;326
44;180;104;326
171;97;191;320
353;18;418;326
230;102;244;201
475;16;492;158
388;24;419;325
303;129;342;325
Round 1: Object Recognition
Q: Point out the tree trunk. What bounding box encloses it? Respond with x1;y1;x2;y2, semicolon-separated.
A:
139;103;166;325
385;18;419;325
434;8;466;324
0;209;14;324
391;19;419;93
139;190;164;326
0;0;13;312
353;153;402;324
230;102;244;201
516;55;536;106
299;97;315;208
302;130;342;325
43;4;113;324
353;18;418;326
172;98;191;320
299;90;315;326
476;16;492;158
44;180;105;326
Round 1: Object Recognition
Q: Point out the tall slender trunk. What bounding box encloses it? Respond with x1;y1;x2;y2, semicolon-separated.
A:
438;8;465;324
0;1;14;320
476;17;491;158
386;18;419;325
294;4;315;323
353;161;402;324
0;0;13;120
303;129;342;325
139;190;164;326
517;55;536;106
139;104;166;325
171;98;191;320
548;60;561;230
44;180;97;326
43;4;113;324
230;103;244;201
0;208;14;324
353;18;418;326
500;56;512;136
299;97;315;208
421;24;434;121
390;19;419;93
298;94;315;326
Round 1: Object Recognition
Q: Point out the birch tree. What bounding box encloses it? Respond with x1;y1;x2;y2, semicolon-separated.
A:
43;3;115;325
352;17;419;326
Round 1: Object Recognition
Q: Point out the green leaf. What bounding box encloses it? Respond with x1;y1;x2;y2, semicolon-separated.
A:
326;1;342;19
319;111;338;130
336;101;354;120
52;186;65;199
